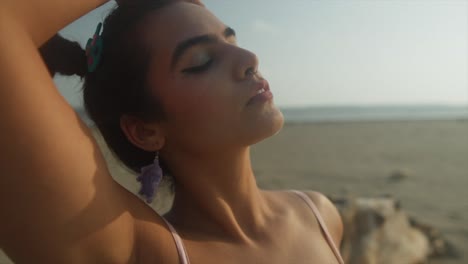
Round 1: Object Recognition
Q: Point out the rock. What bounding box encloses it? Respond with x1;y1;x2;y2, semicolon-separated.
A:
388;169;411;183
329;195;457;264
409;216;460;259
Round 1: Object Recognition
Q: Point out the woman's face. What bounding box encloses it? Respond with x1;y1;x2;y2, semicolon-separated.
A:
144;1;284;155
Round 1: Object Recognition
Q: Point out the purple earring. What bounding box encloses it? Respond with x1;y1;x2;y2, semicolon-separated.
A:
137;152;163;203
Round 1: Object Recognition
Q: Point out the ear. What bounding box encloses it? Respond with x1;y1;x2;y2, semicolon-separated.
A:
120;114;165;152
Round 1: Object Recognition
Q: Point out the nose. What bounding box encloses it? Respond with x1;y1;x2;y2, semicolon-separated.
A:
232;47;259;81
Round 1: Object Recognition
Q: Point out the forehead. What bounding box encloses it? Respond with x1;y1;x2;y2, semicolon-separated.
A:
142;2;225;66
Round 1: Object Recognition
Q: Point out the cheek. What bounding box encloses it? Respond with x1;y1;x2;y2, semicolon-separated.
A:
168;68;238;118
167;84;223;120
164;89;241;152
163;78;240;136
151;61;245;150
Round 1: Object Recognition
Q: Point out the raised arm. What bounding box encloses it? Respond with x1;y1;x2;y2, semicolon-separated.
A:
0;1;156;263
1;0;109;46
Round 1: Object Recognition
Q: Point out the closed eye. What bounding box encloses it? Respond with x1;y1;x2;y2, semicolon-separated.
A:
171;26;236;71
182;59;213;74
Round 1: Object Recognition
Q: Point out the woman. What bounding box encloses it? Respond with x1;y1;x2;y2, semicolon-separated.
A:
0;0;344;263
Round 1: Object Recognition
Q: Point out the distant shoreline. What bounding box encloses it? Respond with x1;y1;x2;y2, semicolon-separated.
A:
279;105;468;123
75;105;468;127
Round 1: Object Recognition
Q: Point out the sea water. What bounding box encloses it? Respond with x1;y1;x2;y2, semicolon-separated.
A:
279;105;468;123
76;105;468;126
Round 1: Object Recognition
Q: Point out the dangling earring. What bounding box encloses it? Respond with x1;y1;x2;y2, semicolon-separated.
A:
137;152;163;203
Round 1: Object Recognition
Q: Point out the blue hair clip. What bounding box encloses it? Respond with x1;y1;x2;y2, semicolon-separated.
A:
85;23;104;73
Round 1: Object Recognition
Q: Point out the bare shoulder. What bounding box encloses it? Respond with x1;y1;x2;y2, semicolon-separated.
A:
265;189;343;247
302;191;344;247
127;196;181;264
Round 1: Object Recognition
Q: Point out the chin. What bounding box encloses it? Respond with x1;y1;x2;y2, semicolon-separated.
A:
244;105;284;145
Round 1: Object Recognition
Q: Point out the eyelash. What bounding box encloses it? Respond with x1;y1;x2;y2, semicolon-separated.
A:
182;59;214;74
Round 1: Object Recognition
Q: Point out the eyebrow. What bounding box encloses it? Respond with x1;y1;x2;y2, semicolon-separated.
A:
170;27;237;70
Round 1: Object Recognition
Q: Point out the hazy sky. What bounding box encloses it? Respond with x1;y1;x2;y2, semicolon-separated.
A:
55;0;468;108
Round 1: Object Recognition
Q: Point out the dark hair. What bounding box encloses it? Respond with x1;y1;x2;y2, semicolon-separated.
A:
39;34;88;77
39;0;174;176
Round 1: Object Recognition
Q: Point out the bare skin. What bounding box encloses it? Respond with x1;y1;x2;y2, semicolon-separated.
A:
0;1;343;263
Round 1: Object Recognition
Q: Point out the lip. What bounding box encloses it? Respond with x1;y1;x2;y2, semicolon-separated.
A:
246;79;273;106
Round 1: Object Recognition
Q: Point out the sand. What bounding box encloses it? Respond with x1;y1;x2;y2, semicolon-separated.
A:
1;120;467;263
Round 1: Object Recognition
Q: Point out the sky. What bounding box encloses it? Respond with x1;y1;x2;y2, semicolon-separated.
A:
55;0;468;108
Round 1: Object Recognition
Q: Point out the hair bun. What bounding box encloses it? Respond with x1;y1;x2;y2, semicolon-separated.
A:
39;34;87;78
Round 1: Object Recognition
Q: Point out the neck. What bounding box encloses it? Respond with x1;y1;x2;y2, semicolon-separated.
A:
164;147;271;243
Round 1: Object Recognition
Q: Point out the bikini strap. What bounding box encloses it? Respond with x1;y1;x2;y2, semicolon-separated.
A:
290;190;345;264
161;217;191;264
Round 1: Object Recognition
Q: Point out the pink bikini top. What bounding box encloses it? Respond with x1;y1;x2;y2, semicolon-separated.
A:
161;190;345;264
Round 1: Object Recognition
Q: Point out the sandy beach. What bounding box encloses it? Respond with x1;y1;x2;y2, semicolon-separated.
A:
1;119;467;263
